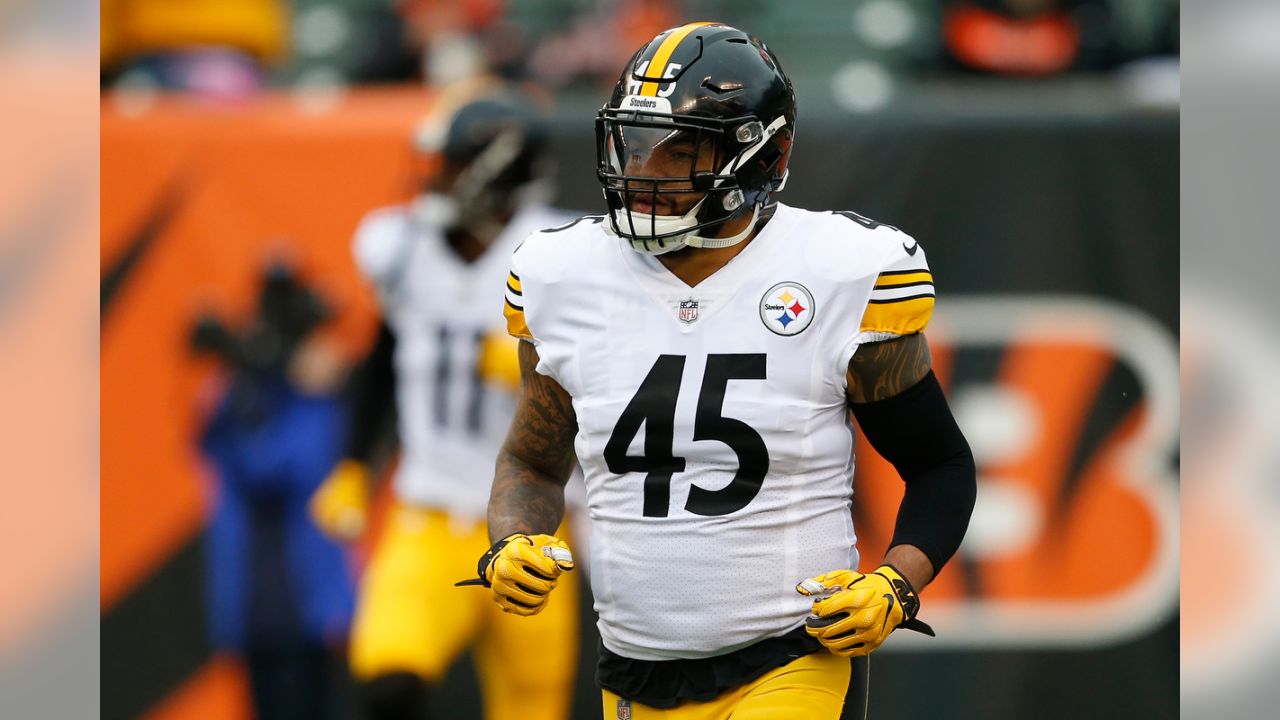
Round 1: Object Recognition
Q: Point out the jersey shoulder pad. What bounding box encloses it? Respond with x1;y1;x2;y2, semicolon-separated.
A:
823;209;934;339
535;213;610;240
516;214;610;275
504;215;609;340
791;207;898;272
352;205;416;289
821;209;912;258
861;231;933;339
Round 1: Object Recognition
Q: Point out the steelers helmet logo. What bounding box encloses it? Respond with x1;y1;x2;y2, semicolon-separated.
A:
759;282;815;336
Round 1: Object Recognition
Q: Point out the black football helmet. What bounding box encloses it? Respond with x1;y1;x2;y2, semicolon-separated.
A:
596;22;797;254
413;86;553;242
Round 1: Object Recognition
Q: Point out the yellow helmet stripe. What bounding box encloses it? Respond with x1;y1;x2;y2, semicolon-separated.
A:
639;22;717;97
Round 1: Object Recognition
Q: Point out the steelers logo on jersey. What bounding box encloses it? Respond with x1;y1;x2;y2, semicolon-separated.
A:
759;281;815;336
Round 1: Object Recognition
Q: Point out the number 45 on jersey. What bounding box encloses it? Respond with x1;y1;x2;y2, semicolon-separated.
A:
604;354;770;518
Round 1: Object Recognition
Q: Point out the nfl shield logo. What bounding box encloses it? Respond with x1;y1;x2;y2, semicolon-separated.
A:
678;298;699;324
616;698;632;719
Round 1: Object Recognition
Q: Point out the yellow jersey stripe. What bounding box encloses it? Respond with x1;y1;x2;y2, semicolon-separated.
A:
507;273;522;293
874;271;933;288
639;22;716;96
504;298;532;339
860;295;934;335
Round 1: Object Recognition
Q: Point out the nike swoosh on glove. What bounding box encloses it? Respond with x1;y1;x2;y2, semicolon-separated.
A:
796;564;935;657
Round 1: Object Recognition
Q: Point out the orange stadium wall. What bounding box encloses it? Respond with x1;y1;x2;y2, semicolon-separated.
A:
102;89;1179;719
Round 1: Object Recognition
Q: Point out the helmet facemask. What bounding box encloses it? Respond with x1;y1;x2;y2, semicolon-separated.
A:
596;106;789;255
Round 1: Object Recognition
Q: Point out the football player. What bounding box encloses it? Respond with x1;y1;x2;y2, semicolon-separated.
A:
462;23;977;719
308;86;581;720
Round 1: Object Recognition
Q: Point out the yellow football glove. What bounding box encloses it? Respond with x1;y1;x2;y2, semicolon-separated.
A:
796;564;935;657
308;460;371;541
455;533;575;616
476;330;521;392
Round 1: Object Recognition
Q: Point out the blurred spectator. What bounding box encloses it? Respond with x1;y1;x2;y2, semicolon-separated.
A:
192;262;357;720
100;0;287;95
98;0;1179;95
398;0;517;85
942;0;1175;75
287;0;418;86
527;0;680;88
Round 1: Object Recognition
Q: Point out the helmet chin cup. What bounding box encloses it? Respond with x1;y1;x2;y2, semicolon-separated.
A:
603;196;705;255
605;199;761;255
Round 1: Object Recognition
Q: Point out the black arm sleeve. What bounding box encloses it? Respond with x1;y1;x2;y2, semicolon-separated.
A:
344;320;398;463
850;370;976;576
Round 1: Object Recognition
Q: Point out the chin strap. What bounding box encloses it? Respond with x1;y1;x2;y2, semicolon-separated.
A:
683;203;760;249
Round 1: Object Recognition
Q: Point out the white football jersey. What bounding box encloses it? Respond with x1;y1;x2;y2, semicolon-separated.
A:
354;202;577;519
504;203;935;661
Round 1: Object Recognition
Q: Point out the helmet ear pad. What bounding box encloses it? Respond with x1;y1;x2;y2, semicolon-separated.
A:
736;123;793;201
767;125;795;192
710;121;795;219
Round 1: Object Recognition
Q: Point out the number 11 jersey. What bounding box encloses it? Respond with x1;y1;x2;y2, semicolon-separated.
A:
354;203;576;519
505;203;935;661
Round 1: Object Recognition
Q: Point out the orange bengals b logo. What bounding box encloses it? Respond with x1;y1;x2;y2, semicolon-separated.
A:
854;296;1179;649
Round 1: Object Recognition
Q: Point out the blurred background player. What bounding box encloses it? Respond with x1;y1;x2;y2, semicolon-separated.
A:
192;261;357;720
307;85;582;720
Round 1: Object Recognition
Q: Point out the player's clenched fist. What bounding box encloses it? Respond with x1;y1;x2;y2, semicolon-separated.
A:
456;534;575;616
796;564;934;657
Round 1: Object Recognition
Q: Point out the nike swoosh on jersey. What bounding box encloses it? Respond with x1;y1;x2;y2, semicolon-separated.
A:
902;241;918;256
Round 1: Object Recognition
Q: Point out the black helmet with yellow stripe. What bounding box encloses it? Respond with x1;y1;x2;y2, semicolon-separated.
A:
595;22;797;255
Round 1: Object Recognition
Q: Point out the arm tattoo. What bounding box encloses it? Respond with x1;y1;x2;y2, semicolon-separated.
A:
846;333;933;404
488;340;578;541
